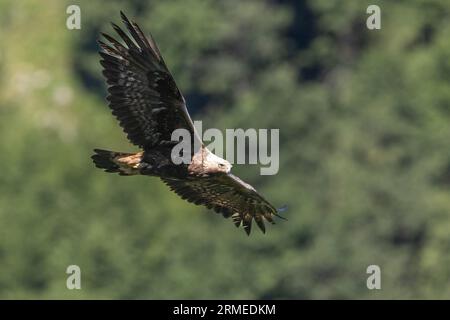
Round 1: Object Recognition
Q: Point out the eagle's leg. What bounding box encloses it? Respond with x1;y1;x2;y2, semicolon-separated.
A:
138;162;156;175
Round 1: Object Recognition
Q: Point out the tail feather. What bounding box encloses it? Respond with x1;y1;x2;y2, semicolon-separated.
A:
92;149;141;176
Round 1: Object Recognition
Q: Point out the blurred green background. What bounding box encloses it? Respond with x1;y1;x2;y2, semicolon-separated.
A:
0;0;449;299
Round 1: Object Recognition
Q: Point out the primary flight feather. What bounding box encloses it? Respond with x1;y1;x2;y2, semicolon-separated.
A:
92;12;285;235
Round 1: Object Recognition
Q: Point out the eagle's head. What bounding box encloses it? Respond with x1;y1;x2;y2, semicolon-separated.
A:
205;151;232;174
188;147;232;175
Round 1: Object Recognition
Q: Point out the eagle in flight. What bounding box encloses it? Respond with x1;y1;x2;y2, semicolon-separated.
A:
92;12;285;235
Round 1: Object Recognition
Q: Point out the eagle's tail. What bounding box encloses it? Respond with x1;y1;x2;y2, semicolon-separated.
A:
91;149;143;176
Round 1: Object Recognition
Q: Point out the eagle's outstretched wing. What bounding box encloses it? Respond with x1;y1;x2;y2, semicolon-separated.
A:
98;12;199;149
162;173;285;235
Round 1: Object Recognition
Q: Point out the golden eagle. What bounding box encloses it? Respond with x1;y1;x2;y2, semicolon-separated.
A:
92;12;285;235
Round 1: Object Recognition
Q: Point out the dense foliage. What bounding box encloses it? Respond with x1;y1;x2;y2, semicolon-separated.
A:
0;0;449;298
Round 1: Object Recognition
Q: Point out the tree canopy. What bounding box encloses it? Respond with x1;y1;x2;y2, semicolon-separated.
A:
0;0;449;298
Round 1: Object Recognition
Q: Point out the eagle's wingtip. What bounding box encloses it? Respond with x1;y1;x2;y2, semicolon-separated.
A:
273;205;288;221
120;11;133;25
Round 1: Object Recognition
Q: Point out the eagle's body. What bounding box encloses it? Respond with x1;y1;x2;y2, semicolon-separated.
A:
92;12;284;235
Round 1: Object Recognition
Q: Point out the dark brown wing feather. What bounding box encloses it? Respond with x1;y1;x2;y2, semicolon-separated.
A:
98;12;198;150
162;173;281;235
